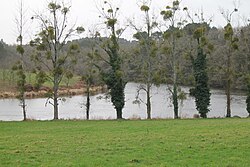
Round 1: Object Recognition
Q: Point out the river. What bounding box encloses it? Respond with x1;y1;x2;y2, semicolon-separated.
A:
0;83;248;121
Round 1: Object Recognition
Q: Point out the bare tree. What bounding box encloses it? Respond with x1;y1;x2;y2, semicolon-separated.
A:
14;0;27;121
221;7;238;117
82;42;99;120
130;1;160;119
160;0;187;119
30;1;84;120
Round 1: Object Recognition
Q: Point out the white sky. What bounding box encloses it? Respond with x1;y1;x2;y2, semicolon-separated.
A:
0;0;249;44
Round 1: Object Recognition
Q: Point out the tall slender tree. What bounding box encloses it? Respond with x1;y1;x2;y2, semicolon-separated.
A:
131;2;159;119
161;0;186;119
81;44;99;120
95;1;126;119
30;1;84;120
191;24;212;118
14;0;27;121
221;8;238;117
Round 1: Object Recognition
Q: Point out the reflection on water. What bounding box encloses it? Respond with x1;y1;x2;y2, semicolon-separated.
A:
0;83;248;121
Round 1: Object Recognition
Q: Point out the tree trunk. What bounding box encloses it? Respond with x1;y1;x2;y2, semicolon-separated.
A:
226;82;231;118
172;33;179;119
22;97;27;121
53;83;59;120
53;98;59;120
200;113;207;118
116;108;123;119
22;101;26;121
146;84;151;119
226;53;231;118
86;86;90;120
173;84;178;119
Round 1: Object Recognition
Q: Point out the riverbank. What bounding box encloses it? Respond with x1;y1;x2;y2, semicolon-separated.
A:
0;119;249;166
0;82;106;99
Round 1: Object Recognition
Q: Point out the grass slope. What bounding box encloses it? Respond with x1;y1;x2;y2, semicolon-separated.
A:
0;119;249;166
0;69;81;92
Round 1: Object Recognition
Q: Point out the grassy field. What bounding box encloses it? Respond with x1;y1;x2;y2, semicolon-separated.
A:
0;119;249;167
0;69;81;92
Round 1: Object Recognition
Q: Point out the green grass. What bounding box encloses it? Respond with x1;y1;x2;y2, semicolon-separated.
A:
0;119;249;166
0;69;81;91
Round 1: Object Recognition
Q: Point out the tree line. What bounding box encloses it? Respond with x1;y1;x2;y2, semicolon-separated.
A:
0;0;250;120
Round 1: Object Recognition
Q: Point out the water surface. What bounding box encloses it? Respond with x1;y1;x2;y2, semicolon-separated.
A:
0;83;248;121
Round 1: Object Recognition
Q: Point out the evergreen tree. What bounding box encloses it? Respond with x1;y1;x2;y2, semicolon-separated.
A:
192;47;211;118
187;15;212;118
96;1;126;119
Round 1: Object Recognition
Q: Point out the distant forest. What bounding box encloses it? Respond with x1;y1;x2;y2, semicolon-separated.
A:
0;23;250;90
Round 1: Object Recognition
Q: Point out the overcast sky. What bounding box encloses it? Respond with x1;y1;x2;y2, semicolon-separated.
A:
0;0;249;44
